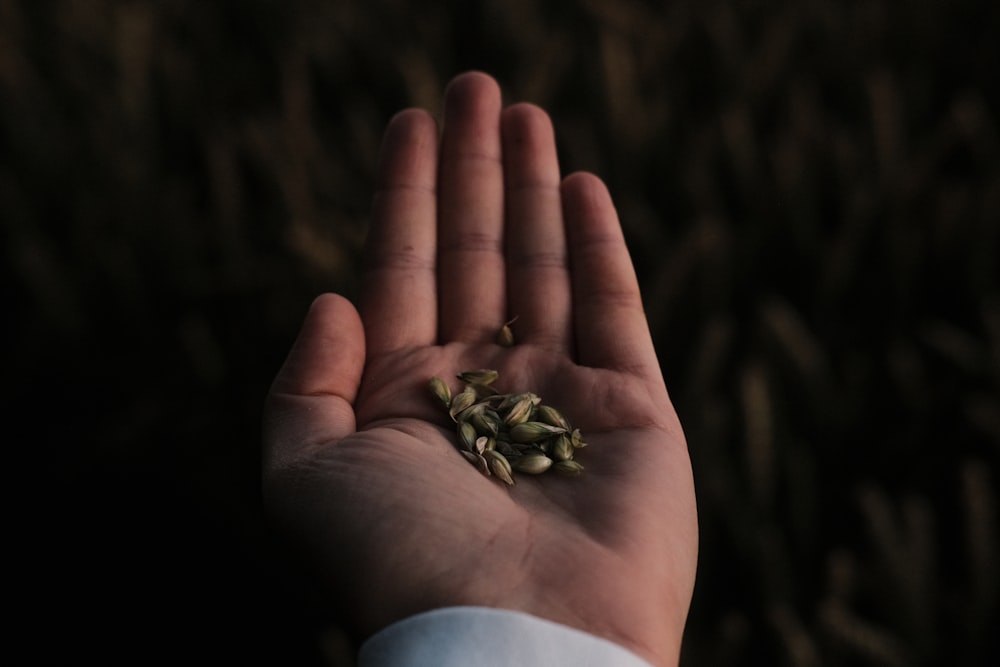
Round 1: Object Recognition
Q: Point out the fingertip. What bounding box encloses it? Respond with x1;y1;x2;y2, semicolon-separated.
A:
376;109;439;188
561;171;612;202
445;70;502;97
501;104;560;191
501;102;554;131
444;71;504;119
307;291;359;321
501;104;558;172
272;293;365;398
307;292;366;352
385;107;438;136
561;172;622;245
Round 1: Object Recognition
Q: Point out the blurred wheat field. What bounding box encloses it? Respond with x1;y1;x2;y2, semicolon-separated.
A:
3;0;998;665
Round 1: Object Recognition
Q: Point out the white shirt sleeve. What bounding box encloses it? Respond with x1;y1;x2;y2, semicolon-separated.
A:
357;606;655;667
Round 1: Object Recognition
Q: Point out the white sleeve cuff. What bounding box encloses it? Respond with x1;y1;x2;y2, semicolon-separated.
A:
357;606;654;667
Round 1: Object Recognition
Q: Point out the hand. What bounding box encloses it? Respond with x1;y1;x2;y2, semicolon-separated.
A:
263;72;698;666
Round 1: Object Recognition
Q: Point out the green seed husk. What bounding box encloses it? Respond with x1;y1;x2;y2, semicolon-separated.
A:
502;396;536;426
512;452;554;475
449;386;478;421
496;316;518;347
497;392;540;413
509;421;567;443
485;450;515;486
457;369;499;385
535;405;571;430
552;434;575;462
553;460;585;476
457;421;478;451
428;376;452;409
469;409;501;437
473;453;491;476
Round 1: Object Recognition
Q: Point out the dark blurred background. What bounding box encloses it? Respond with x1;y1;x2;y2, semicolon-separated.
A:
4;0;998;665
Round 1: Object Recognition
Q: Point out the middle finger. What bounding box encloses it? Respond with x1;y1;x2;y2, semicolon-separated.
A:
437;72;507;343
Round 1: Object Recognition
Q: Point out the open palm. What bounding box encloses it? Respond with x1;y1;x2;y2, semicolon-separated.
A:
263;72;697;667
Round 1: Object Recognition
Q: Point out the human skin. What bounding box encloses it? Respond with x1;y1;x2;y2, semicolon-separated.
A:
262;71;698;666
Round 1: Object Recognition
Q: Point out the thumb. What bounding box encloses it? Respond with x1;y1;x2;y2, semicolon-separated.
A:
263;293;365;469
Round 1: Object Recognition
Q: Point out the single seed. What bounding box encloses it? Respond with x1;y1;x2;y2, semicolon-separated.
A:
552;434;574;462
509;421;567;443
473;453;491;476
496;316;518;347
469;409;501;437
535;405;571;431
502;396;536;426
570;428;588;448
456;402;486;420
428;377;452;409
449;386;477;421
512;452;553;475
457;369;499;385
485;450;515;486
457;422;478;451
553;460;584;476
474;435;489;455
497;392;541;413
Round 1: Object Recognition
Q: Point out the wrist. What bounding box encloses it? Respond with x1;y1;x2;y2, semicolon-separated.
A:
452;549;688;667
